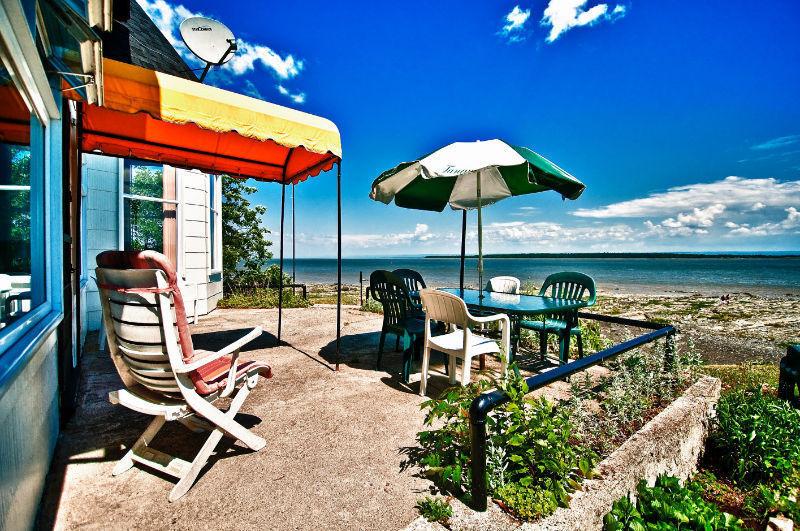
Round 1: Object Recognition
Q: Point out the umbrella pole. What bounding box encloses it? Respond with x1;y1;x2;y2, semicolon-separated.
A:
292;183;296;284
278;182;286;342
459;209;466;294
477;170;483;298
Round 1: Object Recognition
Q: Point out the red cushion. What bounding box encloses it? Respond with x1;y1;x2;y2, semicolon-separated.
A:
194;356;272;396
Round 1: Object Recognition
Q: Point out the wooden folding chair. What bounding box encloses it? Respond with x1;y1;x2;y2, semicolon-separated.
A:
96;250;272;501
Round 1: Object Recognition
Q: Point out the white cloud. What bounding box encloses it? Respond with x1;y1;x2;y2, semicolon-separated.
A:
277;85;306;104
242;79;263;99
500;5;531;42
751;134;800;151
480;220;636;245
574;177;800;219
642;204;726;239
301;223;435;249
541;0;627;43
136;0;304;101
725;208;800;237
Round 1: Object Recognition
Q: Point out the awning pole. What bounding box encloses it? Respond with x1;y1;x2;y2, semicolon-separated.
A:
336;161;342;371
278;182;286;342
292;183;296;284
459;209;466;294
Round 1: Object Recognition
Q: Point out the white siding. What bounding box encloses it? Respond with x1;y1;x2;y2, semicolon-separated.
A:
82;161;223;331
83;154;120;331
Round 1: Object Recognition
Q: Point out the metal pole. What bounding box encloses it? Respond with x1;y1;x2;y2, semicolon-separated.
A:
336;162;342;371
459;209;466;293
278;183;286;342
359;271;363;306
292;183;296;284
477;170;484;298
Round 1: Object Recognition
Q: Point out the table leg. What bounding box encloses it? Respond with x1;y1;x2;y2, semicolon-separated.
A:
511;317;520;364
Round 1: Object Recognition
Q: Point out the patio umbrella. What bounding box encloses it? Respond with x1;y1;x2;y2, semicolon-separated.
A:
370;139;585;292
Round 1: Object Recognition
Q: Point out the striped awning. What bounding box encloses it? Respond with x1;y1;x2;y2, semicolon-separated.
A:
78;59;342;183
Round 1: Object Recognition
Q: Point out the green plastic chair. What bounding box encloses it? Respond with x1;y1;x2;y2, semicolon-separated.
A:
392;268;426;293
778;344;800;407
368;270;445;383
519;272;596;364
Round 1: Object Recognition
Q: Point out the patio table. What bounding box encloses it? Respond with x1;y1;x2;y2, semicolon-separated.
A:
438;288;588;362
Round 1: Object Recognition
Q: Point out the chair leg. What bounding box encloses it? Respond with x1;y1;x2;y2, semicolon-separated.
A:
576;332;584;359
113;416;166;476
395;335;400;352
170;382;256;502
443;353;449;375
420;344;431;396
539;331;548;358
479;354;486;371
558;333;571;365
449;355;458;385
377;331;386;369
461;355;472;386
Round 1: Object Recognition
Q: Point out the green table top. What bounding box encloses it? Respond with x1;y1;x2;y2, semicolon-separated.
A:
438;288;587;316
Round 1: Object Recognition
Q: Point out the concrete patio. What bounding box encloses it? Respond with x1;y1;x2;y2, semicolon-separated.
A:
38;306;572;530
35;307;442;529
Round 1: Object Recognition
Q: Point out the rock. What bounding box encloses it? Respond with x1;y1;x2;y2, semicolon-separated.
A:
767;516;794;531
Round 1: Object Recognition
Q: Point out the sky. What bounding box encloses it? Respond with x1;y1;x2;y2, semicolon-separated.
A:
138;0;800;257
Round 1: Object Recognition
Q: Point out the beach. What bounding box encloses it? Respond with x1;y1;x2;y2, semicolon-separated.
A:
304;281;798;366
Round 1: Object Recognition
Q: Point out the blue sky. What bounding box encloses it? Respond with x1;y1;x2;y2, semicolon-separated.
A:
139;0;800;257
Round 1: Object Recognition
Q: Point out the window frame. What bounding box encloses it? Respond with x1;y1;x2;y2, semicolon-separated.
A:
117;160;182;272
208;174;222;275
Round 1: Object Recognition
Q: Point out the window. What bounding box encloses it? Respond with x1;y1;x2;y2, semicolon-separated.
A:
121;161;179;266
0;78;45;333
209;174;222;272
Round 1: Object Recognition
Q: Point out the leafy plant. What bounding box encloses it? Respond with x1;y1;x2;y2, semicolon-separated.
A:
603;475;745;530
217;287;310;309
222;176;273;285
709;388;800;488
409;367;597;521
416;496;452;524
744;484;800;523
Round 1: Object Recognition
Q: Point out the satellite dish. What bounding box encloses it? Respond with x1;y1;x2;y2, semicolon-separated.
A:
179;16;237;82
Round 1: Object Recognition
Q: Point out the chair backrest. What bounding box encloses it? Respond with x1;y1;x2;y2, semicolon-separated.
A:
392;268;427;292
369;270;413;327
96;266;186;396
419;289;469;329
96;250;198;397
486;276;520;294
538;271;597;305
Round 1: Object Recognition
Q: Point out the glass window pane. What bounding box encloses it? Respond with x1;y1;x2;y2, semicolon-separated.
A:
0;75;44;331
123;197;165;253
124;162;164;197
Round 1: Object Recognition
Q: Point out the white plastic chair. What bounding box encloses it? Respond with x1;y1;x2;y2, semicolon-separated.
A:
418;289;510;396
486;276;520;294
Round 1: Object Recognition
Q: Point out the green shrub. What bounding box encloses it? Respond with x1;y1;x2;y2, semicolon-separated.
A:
360;297;383;314
603;475;745;530
415;496;452;523
218;287;310;309
709;388;800;488
567;341;701;455
409;367;597;521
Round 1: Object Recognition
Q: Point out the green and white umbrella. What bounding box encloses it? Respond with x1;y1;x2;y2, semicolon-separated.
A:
370;139;586;291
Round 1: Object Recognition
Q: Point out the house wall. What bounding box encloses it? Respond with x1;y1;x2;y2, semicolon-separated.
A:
83;154;120;331
82;158;222;331
0;332;59;531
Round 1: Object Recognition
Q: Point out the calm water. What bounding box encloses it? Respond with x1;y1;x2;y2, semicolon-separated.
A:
273;256;800;295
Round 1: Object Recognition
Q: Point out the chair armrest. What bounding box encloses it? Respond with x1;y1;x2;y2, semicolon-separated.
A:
469;313;510;326
175;327;263;373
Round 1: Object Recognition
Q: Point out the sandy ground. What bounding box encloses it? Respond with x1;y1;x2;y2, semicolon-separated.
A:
40;306;572;531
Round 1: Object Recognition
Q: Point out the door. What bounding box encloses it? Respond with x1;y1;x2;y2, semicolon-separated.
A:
56;99;82;421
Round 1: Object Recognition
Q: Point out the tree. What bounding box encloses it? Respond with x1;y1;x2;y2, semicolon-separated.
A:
221;177;273;286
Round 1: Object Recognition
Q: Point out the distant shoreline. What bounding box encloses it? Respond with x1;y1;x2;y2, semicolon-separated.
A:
423;253;800;259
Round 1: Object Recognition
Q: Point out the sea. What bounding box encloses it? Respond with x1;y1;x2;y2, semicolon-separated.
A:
272;255;800;296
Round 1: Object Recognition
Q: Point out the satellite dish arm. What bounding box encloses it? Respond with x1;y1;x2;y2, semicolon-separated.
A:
199;39;237;83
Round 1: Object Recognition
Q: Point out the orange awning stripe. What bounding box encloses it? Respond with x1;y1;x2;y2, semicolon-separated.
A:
80;59;342;183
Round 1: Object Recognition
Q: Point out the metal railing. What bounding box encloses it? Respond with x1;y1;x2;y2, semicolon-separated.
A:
468;312;677;510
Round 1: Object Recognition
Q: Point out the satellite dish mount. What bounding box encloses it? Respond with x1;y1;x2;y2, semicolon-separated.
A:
179;17;238;83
